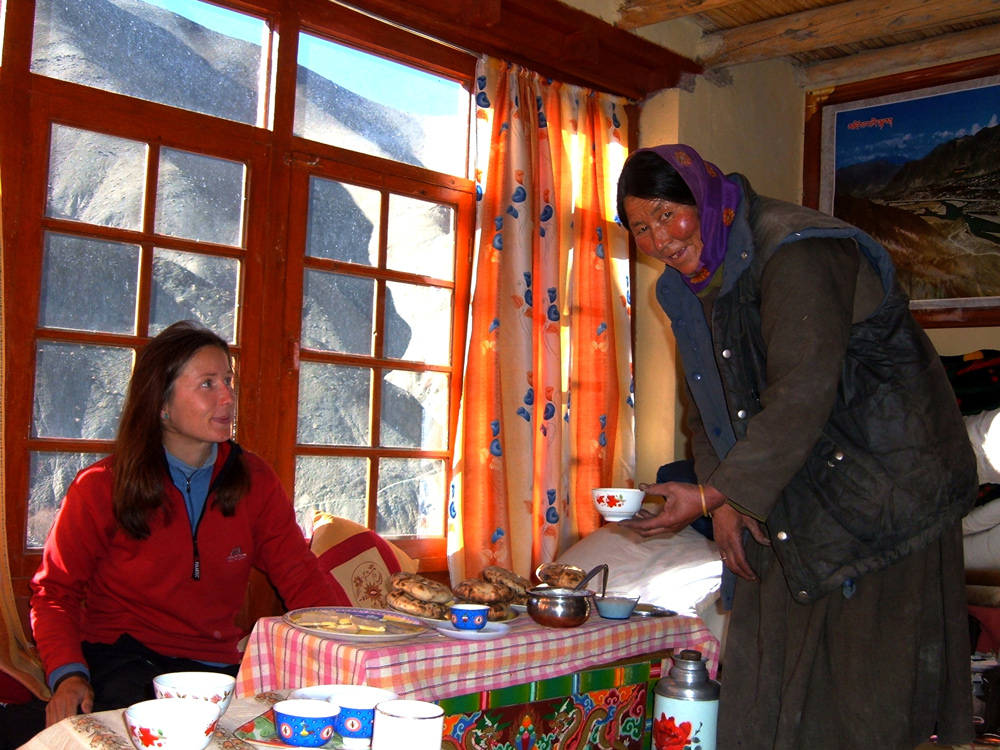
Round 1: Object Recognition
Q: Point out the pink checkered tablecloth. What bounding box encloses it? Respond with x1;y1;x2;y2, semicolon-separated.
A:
235;612;719;702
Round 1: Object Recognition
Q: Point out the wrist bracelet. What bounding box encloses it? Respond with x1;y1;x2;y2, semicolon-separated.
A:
699;484;711;518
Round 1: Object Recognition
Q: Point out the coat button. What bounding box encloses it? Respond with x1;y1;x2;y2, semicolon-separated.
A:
722;349;732;358
834;451;844;461
693;372;702;380
737;409;747;419
777;531;788;541
798;590;808;598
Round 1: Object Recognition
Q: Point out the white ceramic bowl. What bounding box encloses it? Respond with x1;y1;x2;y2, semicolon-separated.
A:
595;591;640;619
153;671;236;715
125;697;221;750
591;488;644;521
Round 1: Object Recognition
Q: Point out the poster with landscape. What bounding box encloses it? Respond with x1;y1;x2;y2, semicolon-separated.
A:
819;75;1000;313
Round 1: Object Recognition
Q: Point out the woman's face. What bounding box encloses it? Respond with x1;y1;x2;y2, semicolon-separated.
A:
161;345;235;464
623;196;703;276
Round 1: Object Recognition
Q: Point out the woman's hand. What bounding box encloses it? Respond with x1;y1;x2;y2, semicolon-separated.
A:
712;503;770;582
46;674;94;726
618;481;716;536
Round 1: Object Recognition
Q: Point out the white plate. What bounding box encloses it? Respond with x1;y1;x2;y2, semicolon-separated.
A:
434;621;511;641
283;607;429;642
511;603;527;613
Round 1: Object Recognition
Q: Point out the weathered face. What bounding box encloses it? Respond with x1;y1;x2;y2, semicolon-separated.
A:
161;345;235;464
623;196;703;277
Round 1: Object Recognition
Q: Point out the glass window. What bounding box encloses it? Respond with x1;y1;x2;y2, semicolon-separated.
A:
46;126;146;231
295;33;470;177
306;178;381;265
31;342;133;440
294;456;369;529
31;0;267;125
380;370;449;450
151;249;239;340
386;195;455;280
296;362;372;446
155;148;246;246
376;458;446;536
27;451;107;547
384;281;452;364
40;233;140;334
300;270;374;355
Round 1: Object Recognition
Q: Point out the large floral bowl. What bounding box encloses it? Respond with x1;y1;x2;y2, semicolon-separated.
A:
591;488;644;521
125;697;220;750
153;671;236;715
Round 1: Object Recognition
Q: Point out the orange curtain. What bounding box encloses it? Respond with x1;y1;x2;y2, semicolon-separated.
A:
448;58;634;583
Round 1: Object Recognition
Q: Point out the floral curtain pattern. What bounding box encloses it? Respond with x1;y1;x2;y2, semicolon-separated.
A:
448;57;634;583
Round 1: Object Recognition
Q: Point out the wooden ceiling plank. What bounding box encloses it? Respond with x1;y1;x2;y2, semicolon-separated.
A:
797;23;1000;88
615;0;745;30
698;0;1000;68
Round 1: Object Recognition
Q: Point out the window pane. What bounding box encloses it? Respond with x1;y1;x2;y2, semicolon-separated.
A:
294;456;369;530
306;177;380;265
297;362;371;445
387;195;454;281
27;451;106;547
301;270;374;355
376;458;445;537
155;148;245;246
385;282;451;364
31;0;266;125
381;370;448;450
40;233;139;334
295;33;470;177
151;249;239;341
46;125;146;230
32;342;133;439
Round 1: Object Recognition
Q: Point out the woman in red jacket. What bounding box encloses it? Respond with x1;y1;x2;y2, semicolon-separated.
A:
5;321;345;745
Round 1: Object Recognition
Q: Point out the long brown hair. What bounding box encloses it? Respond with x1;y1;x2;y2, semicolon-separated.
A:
113;321;249;538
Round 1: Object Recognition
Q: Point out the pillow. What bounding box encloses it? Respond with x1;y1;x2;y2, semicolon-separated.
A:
310;513;419;609
555;520;722;616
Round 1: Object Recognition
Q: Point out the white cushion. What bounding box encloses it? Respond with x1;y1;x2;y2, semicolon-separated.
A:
555;522;722;616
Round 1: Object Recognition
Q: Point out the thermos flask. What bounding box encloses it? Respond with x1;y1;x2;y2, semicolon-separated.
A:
651;649;720;750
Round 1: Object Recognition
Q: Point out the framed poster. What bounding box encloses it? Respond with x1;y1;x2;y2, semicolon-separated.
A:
804;55;1000;328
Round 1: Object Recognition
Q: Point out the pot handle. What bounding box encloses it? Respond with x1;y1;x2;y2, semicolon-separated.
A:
574;564;608;596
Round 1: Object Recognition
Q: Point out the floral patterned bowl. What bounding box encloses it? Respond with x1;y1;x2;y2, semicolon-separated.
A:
125;697;220;750
591;488;644;521
153;671;236;716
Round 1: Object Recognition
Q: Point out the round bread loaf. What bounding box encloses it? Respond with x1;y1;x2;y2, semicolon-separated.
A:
536;562;586;588
481;566;531;597
487;601;512;622
390;571;454;604
453;578;514;604
387;589;449;619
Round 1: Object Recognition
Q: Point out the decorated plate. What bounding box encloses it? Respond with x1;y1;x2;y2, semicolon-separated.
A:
283;607;429;642
434;620;511;641
416;607;521;626
632;603;677;618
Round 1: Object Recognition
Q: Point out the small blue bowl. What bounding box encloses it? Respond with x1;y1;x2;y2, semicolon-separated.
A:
272;699;339;747
324;685;398;749
449;603;490;631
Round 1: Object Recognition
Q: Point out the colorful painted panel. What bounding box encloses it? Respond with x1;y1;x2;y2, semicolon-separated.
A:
442;682;647;750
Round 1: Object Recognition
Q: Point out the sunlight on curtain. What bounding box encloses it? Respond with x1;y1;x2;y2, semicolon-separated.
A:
0;160;51;699
448;57;634;583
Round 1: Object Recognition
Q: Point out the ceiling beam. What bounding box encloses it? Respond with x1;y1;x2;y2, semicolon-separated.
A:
339;0;702;100
697;0;1000;68
796;23;1000;88
615;0;743;31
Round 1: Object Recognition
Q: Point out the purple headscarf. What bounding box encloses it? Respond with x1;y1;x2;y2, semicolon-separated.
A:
634;145;741;293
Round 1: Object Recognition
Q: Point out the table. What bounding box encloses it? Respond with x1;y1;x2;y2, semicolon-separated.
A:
236;611;719;750
20;692;292;750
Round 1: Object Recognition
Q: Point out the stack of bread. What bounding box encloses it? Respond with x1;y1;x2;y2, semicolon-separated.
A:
452;565;532;622
386;572;454;620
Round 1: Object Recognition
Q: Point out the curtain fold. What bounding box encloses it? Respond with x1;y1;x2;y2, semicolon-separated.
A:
448;58;634;583
0;158;50;700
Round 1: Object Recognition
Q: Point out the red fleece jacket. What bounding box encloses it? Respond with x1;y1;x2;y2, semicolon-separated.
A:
30;442;345;675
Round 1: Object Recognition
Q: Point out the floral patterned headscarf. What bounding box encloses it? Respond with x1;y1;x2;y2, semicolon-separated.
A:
635;144;740;294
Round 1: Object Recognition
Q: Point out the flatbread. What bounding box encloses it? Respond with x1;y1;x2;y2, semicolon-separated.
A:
536;562;586;588
387;589;449;619
390;571;454;604
481;566;531;597
454;578;514;604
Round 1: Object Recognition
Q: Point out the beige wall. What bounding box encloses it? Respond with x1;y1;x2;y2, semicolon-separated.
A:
563;3;1000;483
